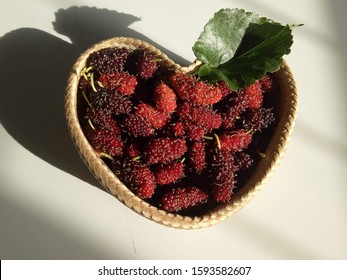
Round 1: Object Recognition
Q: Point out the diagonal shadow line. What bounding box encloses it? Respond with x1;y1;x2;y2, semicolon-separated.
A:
0;193;134;259
0;6;190;188
227;216;323;259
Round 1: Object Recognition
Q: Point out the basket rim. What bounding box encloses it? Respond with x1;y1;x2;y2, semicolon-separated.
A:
65;36;298;229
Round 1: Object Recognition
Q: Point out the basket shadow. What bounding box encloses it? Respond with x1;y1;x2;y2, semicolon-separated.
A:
0;6;189;189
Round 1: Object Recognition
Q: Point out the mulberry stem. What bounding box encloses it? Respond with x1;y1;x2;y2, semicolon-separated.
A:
82;91;92;108
214;133;221;149
90;72;97;92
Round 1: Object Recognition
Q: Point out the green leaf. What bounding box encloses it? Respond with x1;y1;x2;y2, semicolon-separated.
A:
198;23;293;90
192;8;297;91
193;8;271;67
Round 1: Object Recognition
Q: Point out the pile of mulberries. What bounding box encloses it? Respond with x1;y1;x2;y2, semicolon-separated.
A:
78;47;279;215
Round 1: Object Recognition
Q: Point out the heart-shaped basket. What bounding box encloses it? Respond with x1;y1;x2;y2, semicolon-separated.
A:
65;37;297;229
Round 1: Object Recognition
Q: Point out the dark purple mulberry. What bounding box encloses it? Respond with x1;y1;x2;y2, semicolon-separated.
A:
243;108;275;132
222;90;250;129
137;51;159;80
112;159;156;199
121;114;155;137
233;152;254;171
87;47;132;73
210;149;235;203
90;89;132;115
86;108;121;134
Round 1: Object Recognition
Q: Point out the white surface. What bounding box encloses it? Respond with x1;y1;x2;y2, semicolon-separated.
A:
1;0;346;259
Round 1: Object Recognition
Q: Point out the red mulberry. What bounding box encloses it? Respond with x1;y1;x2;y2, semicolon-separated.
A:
144;137;187;165
188;141;206;173
113;159;156;199
134;103;170;129
216;130;252;152
160;186;208;212
85;127;124;157
153;161;185;185
99;72;137;95
177;102;222;131
121;114;155;137
153;83;177;114
170;72;222;105
244;80;263;109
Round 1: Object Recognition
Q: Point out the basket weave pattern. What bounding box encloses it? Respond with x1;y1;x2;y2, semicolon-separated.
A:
65;37;297;229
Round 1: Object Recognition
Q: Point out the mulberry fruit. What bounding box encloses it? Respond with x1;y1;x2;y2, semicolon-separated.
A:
144;137;187;165
160;186;208;212
134;103;170;129
177;102;222;131
216;130;252;152
121;114;155;137
243;108;275;132
99;72;137;95
233;152;254;171
114;159;156;199
217;80;234;99
137;51;159;80
154;161;185;185
85;127;124;157
170;72;222;105
211;149;235;203
188;141;206;173
244;80;263;109
221;90;250;129
259;74;278;93
87;47;131;73
184;123;208;141
86;108;121;134
170;122;186;137
153;83;177;114
90;89;132;115
124;141;141;159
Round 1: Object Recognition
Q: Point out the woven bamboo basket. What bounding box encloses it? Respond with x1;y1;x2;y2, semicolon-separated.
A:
65;37;298;229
